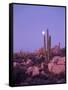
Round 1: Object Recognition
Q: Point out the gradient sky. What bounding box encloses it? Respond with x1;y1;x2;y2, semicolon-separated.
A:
13;4;65;52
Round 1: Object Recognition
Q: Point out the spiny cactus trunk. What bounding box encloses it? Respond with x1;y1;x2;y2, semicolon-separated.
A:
44;34;46;56
47;29;51;61
49;35;51;58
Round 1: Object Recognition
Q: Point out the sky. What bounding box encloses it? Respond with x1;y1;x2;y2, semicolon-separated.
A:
13;4;65;52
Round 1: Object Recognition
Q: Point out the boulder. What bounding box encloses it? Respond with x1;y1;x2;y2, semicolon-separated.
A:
26;65;40;77
48;56;65;75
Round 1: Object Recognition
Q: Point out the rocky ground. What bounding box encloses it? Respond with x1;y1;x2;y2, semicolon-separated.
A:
12;48;66;86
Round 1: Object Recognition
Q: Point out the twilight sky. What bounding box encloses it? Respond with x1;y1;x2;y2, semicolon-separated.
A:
13;4;65;52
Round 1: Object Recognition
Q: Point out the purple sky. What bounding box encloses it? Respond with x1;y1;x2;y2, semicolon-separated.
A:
13;4;65;52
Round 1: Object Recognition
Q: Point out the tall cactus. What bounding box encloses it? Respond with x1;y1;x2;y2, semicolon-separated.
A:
58;42;60;49
47;29;49;60
49;35;51;59
47;29;49;51
49;35;51;51
44;33;46;55
47;29;51;60
42;29;51;60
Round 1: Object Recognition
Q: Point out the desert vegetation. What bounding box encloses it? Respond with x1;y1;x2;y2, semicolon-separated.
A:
12;47;66;86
